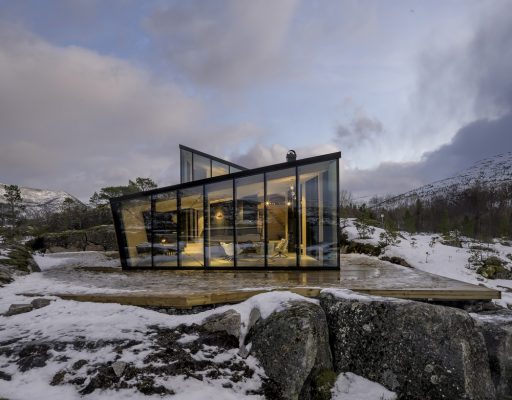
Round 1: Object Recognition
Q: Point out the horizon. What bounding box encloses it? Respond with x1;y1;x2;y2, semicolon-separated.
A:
1;1;511;201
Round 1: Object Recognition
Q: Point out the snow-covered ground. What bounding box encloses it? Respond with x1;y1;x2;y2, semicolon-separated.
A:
331;372;397;400
344;219;512;307
0;276;314;400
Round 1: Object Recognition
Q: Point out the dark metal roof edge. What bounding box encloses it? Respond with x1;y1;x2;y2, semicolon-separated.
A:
179;144;248;171
110;151;341;203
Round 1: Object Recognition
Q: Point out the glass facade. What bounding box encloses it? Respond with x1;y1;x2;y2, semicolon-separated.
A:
112;148;340;269
152;191;178;267
179;186;204;267
299;160;338;266
266;168;298;267
235;174;265;267
206;180;234;266
180;145;247;183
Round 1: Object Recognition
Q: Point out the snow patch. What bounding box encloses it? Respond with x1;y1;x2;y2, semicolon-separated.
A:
331;372;397;400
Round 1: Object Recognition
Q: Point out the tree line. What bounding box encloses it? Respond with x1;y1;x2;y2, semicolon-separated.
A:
0;177;157;238
341;183;512;241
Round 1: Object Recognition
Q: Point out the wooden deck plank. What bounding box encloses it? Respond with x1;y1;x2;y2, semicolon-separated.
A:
21;254;502;308
50;285;500;309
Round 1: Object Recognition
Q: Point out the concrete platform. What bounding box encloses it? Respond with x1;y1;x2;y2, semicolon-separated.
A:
27;254;500;308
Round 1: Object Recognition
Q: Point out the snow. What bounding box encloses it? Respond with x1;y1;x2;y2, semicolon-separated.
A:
321;288;405;303
344;219;512;307
331;372;397;400
0;279;309;399
33;251;120;271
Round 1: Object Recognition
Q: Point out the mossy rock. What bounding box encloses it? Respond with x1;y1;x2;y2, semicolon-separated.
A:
380;256;411;268
477;257;512;279
345;241;383;257
311;368;337;400
3;245;40;273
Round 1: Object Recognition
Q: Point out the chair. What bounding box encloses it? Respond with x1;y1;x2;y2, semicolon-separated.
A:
272;238;288;258
220;242;242;261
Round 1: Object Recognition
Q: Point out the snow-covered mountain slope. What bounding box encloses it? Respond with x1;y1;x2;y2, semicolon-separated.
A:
379;152;512;208
0;183;82;214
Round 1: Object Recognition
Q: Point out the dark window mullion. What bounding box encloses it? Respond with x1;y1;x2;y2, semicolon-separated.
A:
177;191;181;268
203;185;208;268
233;178;237;268
295;167;300;267
336;158;340;269
264;172;268;268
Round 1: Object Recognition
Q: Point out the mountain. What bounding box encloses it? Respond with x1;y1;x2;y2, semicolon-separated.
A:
378;152;512;209
0;183;83;215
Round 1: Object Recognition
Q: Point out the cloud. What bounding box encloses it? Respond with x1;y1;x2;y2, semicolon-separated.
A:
335;107;384;150
231;142;339;170
403;2;512;153
0;24;254;200
144;0;299;89
342;111;512;199
341;2;512;199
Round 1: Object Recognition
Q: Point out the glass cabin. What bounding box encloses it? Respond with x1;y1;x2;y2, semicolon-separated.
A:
110;146;340;269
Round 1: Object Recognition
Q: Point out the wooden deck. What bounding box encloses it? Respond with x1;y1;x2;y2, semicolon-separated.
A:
33;254;501;308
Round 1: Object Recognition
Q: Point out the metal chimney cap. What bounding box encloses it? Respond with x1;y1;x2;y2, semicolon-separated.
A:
286;150;297;162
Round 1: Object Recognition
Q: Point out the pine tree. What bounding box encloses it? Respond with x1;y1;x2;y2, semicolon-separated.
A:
3;184;24;236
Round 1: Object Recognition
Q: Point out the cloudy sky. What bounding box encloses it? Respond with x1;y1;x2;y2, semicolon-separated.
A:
1;0;511;202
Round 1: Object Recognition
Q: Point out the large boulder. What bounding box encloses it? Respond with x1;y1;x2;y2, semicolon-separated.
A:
473;310;512;400
320;290;496;400
248;300;334;400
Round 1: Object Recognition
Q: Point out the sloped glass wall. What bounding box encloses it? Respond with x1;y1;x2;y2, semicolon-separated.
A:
113;157;338;269
299;160;338;266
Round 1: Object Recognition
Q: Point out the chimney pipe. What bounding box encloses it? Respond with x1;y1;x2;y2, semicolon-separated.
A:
286;150;297;162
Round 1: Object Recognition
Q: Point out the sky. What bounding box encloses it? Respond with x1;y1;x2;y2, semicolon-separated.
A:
0;0;511;202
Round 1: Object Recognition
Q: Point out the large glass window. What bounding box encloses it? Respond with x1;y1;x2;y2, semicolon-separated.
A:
152;191;178;267
299;160;338;267
180;149;193;183
212;160;229;177
119;195;152;267
179;186;204;266
266;168;297;267
236;174;265;267
206;180;234;267
193;154;211;181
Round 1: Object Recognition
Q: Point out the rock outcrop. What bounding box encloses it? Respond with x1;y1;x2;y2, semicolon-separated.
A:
320;290;496;400
248;301;334;400
473;310;512;400
28;225;118;252
0;243;40;287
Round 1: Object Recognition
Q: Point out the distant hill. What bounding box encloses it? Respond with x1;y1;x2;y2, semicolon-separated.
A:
0;183;82;215
378;152;512;209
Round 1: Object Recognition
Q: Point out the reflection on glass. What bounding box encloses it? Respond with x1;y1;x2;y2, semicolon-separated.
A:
119;196;152;267
179;186;204;266
236;174;265;266
180;149;193;183
193;154;211;180
206;180;234;267
299;160;338;266
212;160;229;177
230;166;242;174
153;191;178;267
266;168;297;267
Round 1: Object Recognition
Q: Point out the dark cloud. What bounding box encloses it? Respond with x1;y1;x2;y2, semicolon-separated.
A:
335;110;384;150
343;112;512;199
343;2;512;199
